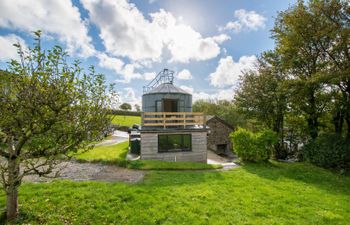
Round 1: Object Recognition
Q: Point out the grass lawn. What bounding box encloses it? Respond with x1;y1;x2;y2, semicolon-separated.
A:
2;162;350;224
75;141;221;170
111;115;141;127
75;141;129;162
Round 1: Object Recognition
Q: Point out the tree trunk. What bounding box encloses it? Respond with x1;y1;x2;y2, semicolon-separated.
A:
6;187;18;220
307;91;318;140
346;117;350;139
333;110;344;134
272;107;286;159
6;158;20;220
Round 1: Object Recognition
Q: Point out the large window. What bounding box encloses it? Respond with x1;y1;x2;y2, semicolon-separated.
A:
158;134;191;152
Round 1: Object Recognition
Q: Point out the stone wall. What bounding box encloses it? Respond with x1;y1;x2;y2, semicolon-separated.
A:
207;117;234;154
140;130;207;162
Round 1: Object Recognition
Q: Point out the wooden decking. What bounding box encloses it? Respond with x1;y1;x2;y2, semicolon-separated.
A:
141;112;206;128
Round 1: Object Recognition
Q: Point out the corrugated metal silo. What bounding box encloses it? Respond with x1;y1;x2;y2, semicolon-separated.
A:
142;69;192;112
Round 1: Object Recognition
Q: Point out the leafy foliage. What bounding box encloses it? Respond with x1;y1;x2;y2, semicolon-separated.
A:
0;31;114;220
193;100;247;128
233;0;349;167
302;134;350;170
230;128;277;162
235;51;288;159
119;103;132;111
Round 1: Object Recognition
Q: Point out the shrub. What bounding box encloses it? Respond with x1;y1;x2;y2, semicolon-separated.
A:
230;128;277;162
302;133;350;170
108;109;141;116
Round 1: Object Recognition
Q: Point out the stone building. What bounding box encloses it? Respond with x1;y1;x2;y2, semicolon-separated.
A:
206;116;234;155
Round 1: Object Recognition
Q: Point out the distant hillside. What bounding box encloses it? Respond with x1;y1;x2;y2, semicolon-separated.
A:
111;115;141;127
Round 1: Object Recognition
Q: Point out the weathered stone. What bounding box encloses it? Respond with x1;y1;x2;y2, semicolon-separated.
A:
206;116;234;155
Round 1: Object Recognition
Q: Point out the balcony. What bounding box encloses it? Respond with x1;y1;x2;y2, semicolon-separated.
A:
141;112;206;129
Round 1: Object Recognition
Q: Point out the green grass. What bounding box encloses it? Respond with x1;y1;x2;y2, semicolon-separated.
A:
75;141;129;162
111;115;141;127
75;141;221;170
3;162;350;224
125;160;222;170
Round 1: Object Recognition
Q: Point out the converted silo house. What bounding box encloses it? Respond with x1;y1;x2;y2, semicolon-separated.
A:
140;69;208;162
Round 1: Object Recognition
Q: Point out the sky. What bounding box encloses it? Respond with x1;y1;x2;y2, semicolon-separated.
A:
0;0;296;109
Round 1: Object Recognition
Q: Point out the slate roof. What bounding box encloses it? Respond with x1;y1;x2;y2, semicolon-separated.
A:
206;115;235;130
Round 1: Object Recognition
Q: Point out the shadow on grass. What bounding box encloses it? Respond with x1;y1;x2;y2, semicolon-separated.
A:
242;160;350;196
75;158;222;171
74;158;225;187
0;210;40;225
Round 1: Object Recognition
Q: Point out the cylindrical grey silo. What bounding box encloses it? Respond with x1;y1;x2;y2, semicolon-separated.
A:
142;83;192;112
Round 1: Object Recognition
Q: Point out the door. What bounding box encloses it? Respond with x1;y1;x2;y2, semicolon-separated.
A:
163;99;178;112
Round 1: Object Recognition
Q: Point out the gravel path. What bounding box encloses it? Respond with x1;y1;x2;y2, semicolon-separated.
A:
23;160;145;183
22;130;144;184
207;150;239;170
95;130;128;146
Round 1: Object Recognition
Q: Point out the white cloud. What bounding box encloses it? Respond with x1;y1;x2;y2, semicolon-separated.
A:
209;55;257;88
115;63;143;83
151;9;224;63
96;53;144;83
0;0;94;57
82;0;163;62
177;69;193;80
216;89;235;101
211;34;231;44
180;85;234;102
144;72;156;80
220;9;266;32
118;87;141;110
179;85;194;94
97;53;124;73
81;0;225;63
0;34;26;61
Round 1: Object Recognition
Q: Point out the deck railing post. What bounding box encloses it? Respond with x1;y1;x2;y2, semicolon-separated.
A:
141;112;144;126
163;113;166;129
203;114;206;128
183;113;186;128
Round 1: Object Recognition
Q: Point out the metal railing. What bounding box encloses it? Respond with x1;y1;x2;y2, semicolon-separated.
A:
143;69;174;94
142;112;206;128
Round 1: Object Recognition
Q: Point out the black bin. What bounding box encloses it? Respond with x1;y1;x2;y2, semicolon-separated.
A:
130;138;140;154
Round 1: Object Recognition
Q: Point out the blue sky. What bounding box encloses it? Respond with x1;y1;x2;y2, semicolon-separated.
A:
0;0;295;108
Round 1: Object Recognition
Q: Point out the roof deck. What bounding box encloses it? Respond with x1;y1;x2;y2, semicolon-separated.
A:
141;112;207;130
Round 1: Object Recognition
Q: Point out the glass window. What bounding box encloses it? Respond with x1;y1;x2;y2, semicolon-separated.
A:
158;134;192;152
156;100;162;112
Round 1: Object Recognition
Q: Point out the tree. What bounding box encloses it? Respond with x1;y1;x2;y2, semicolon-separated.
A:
235;51;288;159
119;103;132;111
0;31;114;220
272;0;331;139
134;104;141;112
309;0;350;137
192;100;247;128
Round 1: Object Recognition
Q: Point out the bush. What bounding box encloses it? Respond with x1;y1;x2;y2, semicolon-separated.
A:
230;128;277;162
302;133;350;170
108;109;141;116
